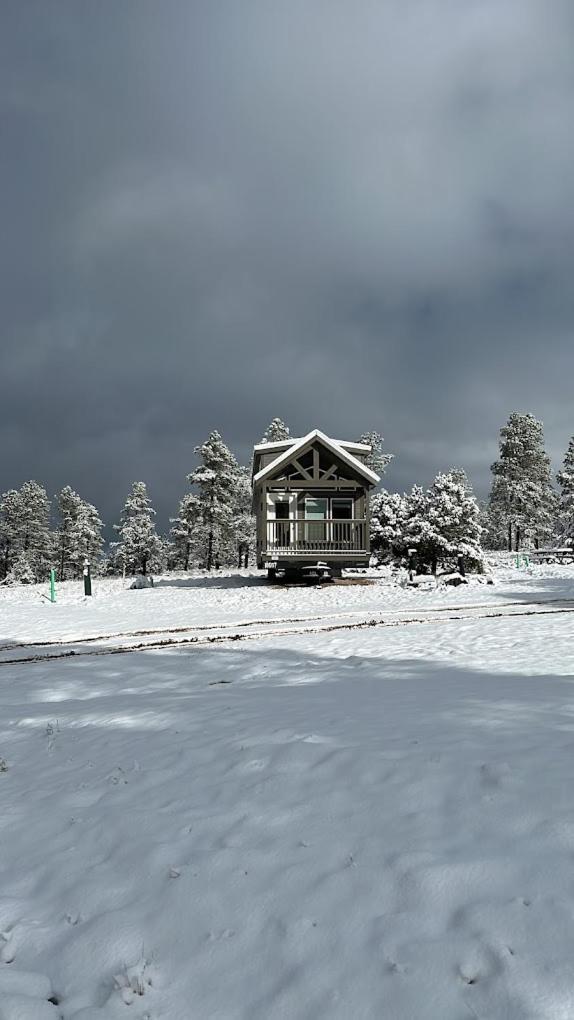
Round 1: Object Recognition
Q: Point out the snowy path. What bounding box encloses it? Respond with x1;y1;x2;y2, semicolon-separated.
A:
2;561;573;647
1;566;574;1018
2;592;574;665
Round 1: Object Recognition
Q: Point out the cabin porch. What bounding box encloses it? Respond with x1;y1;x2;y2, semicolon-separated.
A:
261;491;369;558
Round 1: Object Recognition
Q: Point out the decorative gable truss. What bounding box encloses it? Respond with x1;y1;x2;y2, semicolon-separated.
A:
253;429;380;489
274;448;353;484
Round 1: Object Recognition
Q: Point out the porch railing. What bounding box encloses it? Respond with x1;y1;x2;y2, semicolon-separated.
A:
266;519;368;553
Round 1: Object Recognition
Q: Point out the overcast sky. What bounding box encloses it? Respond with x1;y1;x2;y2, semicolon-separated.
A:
1;0;573;529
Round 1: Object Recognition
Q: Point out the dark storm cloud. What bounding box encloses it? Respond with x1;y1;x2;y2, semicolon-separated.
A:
1;0;573;528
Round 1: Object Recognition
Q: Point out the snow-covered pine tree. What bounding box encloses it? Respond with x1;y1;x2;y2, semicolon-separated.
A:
557;436;574;547
0;488;24;579
230;465;256;568
357;431;393;476
188;432;238;570
427;471;483;572
169;493;202;571
402;484;433;569
488;413;557;551
20;481;52;580
7;551;37;585
449;467;471;491
75;498;104;567
101;543;124;577
55;486;82;580
261;418;290;443
114;482;161;576
147;534;169;574
404;473;483;574
55;487;104;579
369;490;407;561
19;481;52;571
1;481;52;582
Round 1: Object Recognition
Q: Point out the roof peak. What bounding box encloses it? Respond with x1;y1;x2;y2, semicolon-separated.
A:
253;429;380;486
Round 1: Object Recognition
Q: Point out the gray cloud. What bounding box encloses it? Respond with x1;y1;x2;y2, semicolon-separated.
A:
1;0;573;529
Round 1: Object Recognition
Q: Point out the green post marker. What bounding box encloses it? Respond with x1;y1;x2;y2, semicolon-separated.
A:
50;568;56;603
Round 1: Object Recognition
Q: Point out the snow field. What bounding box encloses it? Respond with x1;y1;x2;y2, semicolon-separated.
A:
0;565;574;1017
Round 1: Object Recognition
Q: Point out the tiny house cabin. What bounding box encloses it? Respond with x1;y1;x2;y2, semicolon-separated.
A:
252;429;380;579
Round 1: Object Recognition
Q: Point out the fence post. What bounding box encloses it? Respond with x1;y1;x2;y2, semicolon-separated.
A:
50;568;56;603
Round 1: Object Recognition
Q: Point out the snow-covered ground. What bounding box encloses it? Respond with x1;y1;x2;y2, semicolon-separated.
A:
1;561;574;1018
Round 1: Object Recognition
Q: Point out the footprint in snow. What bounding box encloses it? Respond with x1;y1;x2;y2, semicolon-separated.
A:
479;762;511;791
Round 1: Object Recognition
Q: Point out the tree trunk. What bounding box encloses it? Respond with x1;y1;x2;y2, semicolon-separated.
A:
237;544;243;569
184;540;190;572
2;539;10;579
142;555;147;575
431;555;438;576
243;548;249;568
206;484;215;571
507;520;513;552
515;525;521;552
59;542;65;583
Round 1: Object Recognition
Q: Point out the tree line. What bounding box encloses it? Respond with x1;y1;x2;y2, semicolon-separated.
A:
1;414;573;584
370;413;574;571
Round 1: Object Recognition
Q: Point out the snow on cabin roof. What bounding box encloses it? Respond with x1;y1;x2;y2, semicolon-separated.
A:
253;438;372;453
252;429;380;486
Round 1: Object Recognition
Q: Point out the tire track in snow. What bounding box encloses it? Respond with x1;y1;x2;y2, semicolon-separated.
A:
1;596;572;656
1;601;574;666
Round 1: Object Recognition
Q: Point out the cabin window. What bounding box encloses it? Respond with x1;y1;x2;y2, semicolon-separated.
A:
331;498;353;520
305;498;328;520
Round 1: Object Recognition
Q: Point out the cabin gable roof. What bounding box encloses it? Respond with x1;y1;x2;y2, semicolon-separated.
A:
253;429;380;486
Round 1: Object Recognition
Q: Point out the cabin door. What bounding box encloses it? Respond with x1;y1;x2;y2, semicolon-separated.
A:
331;497;354;547
304;497;328;546
266;493;296;548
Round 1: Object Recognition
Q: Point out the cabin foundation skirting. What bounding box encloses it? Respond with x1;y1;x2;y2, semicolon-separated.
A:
258;555;370;571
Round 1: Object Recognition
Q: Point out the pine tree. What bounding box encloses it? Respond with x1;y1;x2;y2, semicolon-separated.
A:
428;471;483;571
557;436;574;547
403;484;434;569
261;418;290;443
404;473;482;573
170;493;202;571
0;488;24;579
488;412;557;551
230;466;256;568
0;481;52;582
19;481;52;573
114;482;161;575
357;431;393;476
369;489;407;560
188;432;238;570
55;486;81;580
7;552;37;585
55;487;104;579
75;498;104;566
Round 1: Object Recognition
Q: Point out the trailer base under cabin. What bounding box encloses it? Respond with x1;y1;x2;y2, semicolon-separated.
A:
266;560;344;583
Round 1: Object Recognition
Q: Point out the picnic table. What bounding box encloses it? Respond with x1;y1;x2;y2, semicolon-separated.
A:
528;548;574;564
